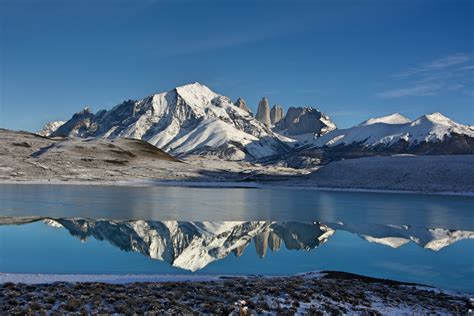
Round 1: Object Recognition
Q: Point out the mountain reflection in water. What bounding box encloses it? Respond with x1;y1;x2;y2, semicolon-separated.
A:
1;217;472;272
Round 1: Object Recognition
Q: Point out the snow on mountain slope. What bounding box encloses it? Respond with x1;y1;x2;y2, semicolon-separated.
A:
48;83;288;160
38;121;65;136
313;112;474;149
359;113;411;126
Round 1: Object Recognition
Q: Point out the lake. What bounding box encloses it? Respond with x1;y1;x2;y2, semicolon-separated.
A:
0;184;473;293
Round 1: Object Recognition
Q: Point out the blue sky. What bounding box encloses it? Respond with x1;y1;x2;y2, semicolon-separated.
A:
1;0;473;131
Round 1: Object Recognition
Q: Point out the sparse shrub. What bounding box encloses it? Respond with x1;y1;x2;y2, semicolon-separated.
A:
64;298;82;311
2;282;16;290
29;302;42;311
45;295;55;304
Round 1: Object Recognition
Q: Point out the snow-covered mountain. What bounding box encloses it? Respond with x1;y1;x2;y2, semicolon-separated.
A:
39;83;472;164
44;83;289;160
38;121;65;136
313;112;473;149
307;112;474;160
358;113;412;126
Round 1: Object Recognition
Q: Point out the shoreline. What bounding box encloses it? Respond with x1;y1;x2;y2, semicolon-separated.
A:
1;271;470;296
1;179;473;196
1;271;471;314
0;273;224;284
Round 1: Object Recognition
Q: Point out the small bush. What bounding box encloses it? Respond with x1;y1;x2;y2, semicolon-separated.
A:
64;298;82;311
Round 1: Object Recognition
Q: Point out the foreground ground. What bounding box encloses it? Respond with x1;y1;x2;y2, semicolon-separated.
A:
1;272;471;315
0;129;301;183
1;128;474;193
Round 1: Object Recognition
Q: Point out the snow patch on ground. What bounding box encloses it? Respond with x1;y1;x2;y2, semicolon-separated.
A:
0;273;221;284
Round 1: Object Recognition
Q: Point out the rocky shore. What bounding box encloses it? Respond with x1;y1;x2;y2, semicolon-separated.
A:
1;272;471;314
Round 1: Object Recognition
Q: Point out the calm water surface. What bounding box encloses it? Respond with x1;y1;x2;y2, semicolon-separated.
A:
0;184;472;228
0;184;473;293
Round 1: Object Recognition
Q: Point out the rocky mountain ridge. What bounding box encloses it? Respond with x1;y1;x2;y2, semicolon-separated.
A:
39;83;473;166
46;83;289;161
274;106;336;136
255;97;271;126
306;112;474;161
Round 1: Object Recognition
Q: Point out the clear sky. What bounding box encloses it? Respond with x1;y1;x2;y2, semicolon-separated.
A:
1;0;473;131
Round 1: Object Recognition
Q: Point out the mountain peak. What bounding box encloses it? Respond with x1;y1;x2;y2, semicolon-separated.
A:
176;81;206;89
274;106;336;136
234;97;252;114
38;120;65;136
48;82;286;160
360;113;411;126
174;82;219;109
75;107;92;115
270;104;284;125
422;112;452;124
410;112;456;128
255;97;271;126
314;110;474;152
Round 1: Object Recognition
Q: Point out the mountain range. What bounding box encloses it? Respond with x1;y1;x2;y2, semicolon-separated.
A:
43;83;289;161
39;82;474;166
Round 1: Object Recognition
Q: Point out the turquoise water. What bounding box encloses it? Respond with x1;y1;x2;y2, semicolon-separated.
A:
0;184;472;229
0;184;473;293
0;220;473;293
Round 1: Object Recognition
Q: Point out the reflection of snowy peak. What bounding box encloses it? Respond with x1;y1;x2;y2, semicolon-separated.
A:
422;228;474;251
2;217;472;271
47;83;288;160
328;223;474;251
312;112;474;154
52;219;333;271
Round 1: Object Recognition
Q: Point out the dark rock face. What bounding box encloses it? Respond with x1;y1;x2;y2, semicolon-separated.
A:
54;107;96;137
275;107;336;136
255;97;271;126
273;134;474;168
318;134;474;162
270;105;284;125
234;97;252;114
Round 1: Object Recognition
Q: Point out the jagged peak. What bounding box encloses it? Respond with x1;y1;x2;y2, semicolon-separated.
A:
360;113;412;126
37;120;65;136
286;106;325;113
234;97;252;114
259;96;269;103
80;106;92;114
71;106;94;118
